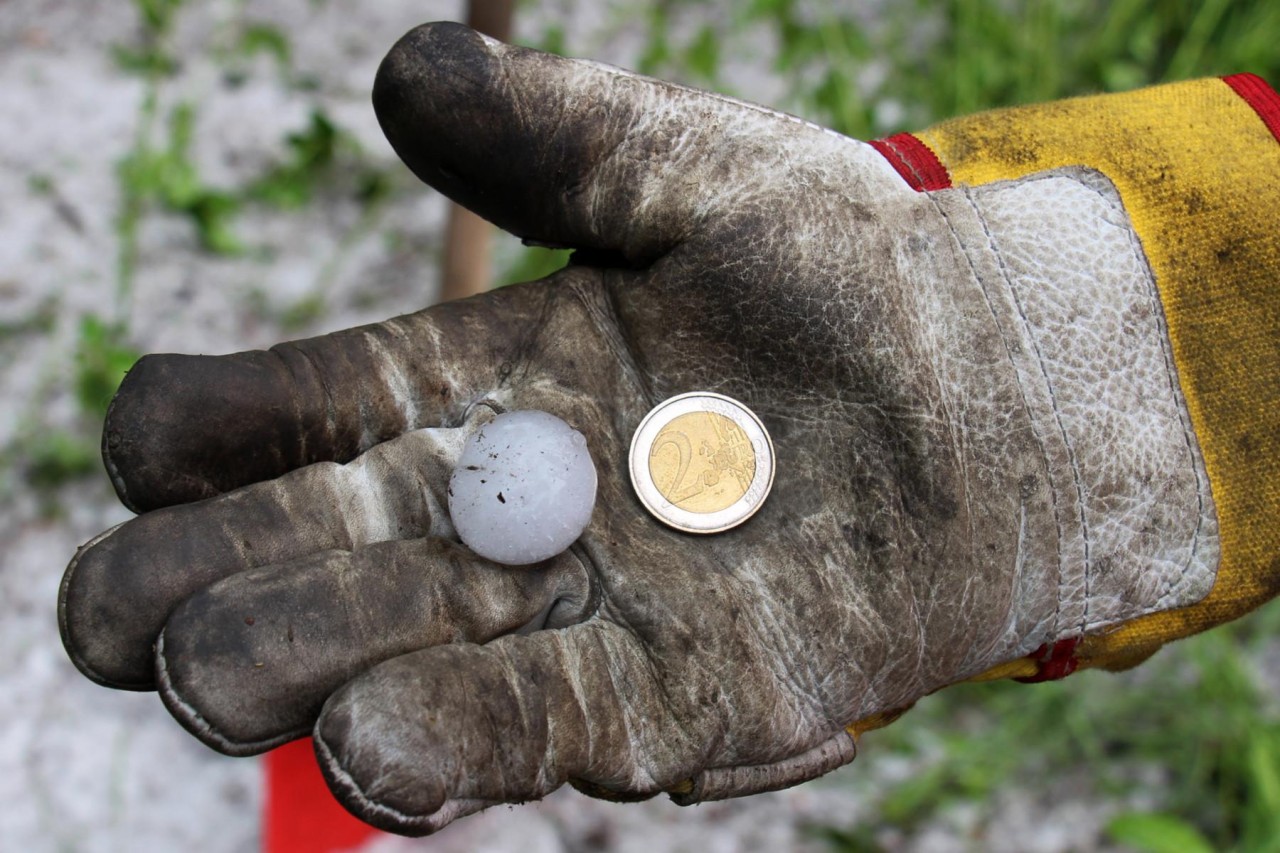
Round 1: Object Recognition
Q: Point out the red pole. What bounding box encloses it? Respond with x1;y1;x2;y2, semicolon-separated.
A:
263;739;378;853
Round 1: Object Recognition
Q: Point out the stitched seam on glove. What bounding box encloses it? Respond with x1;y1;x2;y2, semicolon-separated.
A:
960;183;1096;638
922;168;1219;674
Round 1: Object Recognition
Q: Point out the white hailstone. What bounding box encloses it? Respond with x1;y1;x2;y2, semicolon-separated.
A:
448;410;597;565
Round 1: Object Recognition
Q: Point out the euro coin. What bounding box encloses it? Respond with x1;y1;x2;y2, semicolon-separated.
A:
629;392;775;533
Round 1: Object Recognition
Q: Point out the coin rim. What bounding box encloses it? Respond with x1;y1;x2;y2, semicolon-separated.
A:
629;391;775;534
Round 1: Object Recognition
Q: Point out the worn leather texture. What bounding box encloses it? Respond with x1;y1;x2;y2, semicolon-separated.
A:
933;170;1218;655
57;23;1218;835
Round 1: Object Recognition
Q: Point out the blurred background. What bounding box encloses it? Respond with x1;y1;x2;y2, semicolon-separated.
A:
2;0;1280;850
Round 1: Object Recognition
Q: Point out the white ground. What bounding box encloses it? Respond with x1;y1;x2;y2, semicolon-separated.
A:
0;1;1216;850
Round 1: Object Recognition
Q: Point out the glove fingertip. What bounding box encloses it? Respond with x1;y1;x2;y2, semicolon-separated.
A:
372;22;501;203
313;713;488;837
57;523;156;691
155;629;306;758
101;351;289;512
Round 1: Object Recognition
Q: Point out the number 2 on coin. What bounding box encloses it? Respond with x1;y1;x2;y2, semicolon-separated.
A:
651;430;693;503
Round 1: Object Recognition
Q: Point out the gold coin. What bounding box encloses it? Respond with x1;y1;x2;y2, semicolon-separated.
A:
630;392;774;534
648;411;757;513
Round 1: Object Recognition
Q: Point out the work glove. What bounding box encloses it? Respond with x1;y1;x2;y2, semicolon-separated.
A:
60;22;1253;835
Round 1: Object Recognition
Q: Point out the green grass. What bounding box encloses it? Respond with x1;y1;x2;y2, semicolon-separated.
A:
8;315;141;498
119;101;243;255
111;0;185;74
72;316;141;420
807;603;1280;851
247;109;344;210
598;0;1280;139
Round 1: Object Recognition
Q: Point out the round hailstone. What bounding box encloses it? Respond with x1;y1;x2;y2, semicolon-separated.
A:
448;411;597;565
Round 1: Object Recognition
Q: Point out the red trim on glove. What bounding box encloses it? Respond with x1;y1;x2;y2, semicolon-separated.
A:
1223;73;1280;144
263;739;381;853
1015;637;1082;683
869;133;952;191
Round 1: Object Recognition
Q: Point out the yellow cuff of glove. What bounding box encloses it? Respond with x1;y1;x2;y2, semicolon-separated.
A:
893;75;1280;679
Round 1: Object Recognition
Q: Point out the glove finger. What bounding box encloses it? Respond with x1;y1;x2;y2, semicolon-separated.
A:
61;421;478;689
155;537;595;756
314;623;689;836
103;276;561;513
374;22;815;264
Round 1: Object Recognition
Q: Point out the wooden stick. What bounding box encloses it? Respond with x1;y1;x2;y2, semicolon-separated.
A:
439;0;516;302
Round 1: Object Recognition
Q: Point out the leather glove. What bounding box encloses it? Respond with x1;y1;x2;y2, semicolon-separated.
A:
59;22;1229;835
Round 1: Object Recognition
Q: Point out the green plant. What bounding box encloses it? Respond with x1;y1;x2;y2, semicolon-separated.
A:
1106;812;1217;853
499;246;573;288
217;20;293;87
248;109;344;210
25;430;101;491
26;173;55;195
277;293;328;333
237;22;291;67
73;316;141;420
871;0;1280;129
9;315;140;499
804;824;885;853
805;604;1280;850
614;0;1280;141
0;298;57;342
113;0;185;75
120;102;243;255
